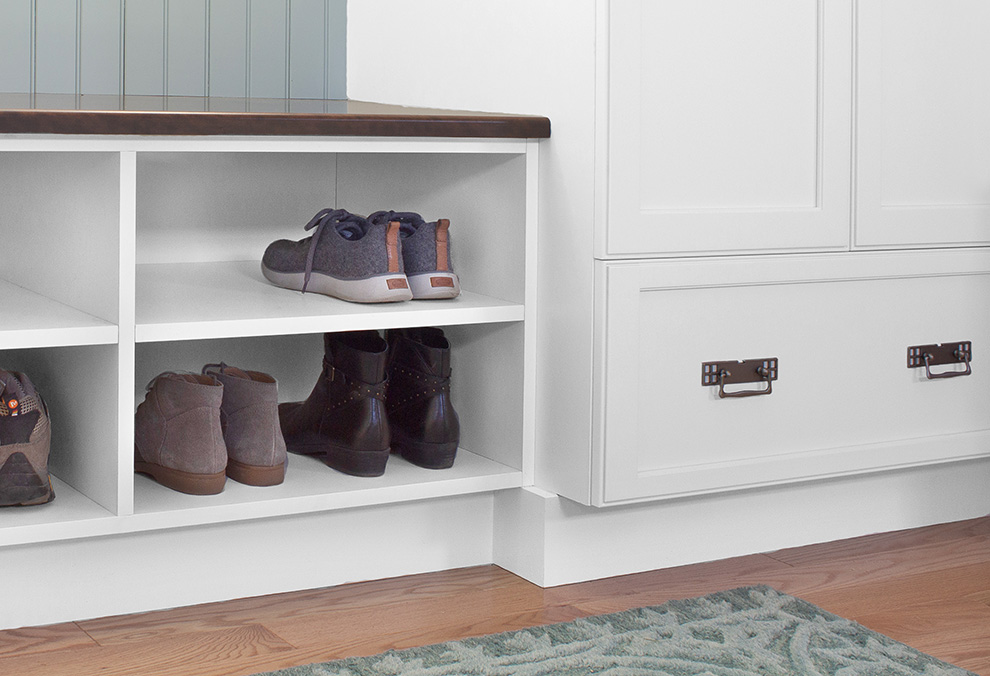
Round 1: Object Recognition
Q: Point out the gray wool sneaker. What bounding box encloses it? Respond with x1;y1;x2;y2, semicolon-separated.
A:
369;211;461;300
261;208;413;303
0;370;55;506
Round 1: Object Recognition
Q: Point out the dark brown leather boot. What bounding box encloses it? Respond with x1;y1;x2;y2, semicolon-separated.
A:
385;327;459;469
278;331;390;477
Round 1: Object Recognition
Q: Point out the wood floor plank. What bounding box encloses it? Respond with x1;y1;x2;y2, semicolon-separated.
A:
542;553;794;608
795;561;990;618
0;625;294;676
0;622;97;659
766;516;990;567
852;598;990;675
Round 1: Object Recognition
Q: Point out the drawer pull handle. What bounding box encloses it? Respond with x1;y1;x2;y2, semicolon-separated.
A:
702;358;778;398
907;342;972;380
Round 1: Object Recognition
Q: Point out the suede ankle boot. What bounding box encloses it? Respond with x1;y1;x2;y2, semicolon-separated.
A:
278;331;390;477
202;364;287;487
385;327;459;469
135;373;226;495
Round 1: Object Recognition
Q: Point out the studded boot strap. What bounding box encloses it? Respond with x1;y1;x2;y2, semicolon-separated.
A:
386;364;451;412
323;360;387;413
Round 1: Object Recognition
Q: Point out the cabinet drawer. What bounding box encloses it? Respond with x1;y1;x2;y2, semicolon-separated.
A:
595;252;990;506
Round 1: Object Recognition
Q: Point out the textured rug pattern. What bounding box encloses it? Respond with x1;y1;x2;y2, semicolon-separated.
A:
258;586;974;676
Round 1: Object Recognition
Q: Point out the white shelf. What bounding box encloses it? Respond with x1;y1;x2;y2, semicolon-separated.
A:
0;476;117;547
132;449;521;529
0;451;520;547
135;261;525;342
0;280;117;349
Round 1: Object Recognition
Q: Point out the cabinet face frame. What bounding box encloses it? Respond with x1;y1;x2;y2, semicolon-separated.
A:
593;250;990;507
600;0;854;258
854;0;990;249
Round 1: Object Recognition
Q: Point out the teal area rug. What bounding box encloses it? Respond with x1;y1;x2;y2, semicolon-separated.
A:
257;586;974;676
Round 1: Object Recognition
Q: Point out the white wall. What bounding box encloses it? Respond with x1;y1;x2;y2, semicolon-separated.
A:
0;0;346;98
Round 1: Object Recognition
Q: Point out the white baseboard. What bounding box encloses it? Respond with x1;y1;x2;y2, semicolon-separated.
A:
496;459;990;587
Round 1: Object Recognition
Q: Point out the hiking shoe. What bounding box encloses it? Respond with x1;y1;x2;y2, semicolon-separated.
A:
202;364;287;487
385;328;460;469
135;372;227;495
369;211;460;299
262;208;413;303
0;370;55;506
278;331;391;477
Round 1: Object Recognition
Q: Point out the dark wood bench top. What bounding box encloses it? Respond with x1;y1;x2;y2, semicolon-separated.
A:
0;95;550;139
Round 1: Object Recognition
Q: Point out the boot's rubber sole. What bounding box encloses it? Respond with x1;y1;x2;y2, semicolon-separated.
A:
261;264;413;303
226;458;285;486
407;272;460;300
391;430;458;470
284;434;389;478
135;459;226;495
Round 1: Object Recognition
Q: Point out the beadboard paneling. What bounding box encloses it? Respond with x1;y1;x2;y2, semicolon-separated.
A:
124;0;167;96
209;0;248;98
167;0;208;97
34;0;78;94
249;0;289;99
0;0;345;98
79;0;122;95
0;0;32;93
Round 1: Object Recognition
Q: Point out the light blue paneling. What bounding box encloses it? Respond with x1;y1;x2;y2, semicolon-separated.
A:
124;0;166;95
288;0;326;99
79;0;122;95
0;0;345;97
249;0;289;99
35;0;78;94
326;0;345;99
167;0;207;96
208;0;248;97
0;0;32;93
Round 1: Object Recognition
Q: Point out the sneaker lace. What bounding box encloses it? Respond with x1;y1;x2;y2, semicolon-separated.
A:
301;208;367;293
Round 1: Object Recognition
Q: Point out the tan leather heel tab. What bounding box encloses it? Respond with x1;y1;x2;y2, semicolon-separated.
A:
436;219;450;272
386;221;401;273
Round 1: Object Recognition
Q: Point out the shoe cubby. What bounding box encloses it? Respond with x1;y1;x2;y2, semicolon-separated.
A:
0;133;537;547
0;344;120;545
0;150;119;348
134;149;528;342
130;321;524;528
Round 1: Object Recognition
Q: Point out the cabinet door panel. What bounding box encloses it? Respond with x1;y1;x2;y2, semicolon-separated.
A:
856;0;990;247
596;252;990;505
607;0;852;256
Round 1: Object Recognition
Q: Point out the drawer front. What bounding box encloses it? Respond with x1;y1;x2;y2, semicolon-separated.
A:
596;252;990;505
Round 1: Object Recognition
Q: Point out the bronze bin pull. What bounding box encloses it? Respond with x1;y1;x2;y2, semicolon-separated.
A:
702;358;778;398
908;342;972;380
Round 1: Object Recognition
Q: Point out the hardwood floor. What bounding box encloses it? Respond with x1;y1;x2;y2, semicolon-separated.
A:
1;516;987;676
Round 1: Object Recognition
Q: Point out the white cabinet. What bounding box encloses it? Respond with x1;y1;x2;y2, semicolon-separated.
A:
548;0;990;507
855;0;990;248
0;124;542;549
606;0;853;257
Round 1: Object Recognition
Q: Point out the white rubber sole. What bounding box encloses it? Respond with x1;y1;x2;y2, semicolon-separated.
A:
262;264;413;303
408;272;461;300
